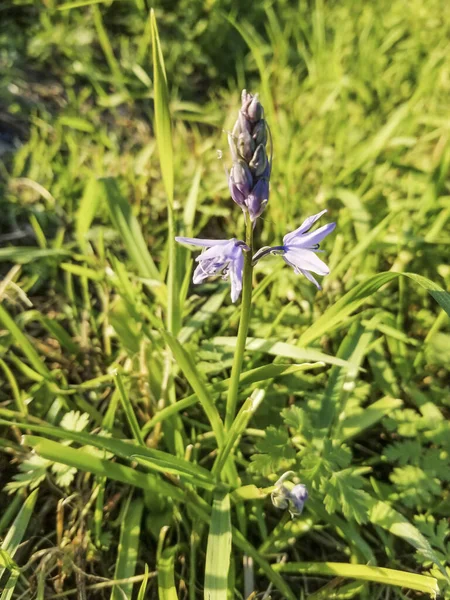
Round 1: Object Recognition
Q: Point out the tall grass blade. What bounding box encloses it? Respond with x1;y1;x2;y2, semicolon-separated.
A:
299;272;450;347
111;494;144;600
0;488;38;589
204;491;232;600
98;177;161;282
273;562;438;596
160;330;224;447
150;10;180;334
158;547;179;600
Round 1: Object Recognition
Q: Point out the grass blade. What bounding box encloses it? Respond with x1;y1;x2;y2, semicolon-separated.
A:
160;330;224;447
299;272;450;347
150;9;180;334
213;336;350;368
204;491;232;600
114;373;145;446
98;177;161;282
158;546;179;600
0;488;39;585
273;562;438;596
111;494;144;600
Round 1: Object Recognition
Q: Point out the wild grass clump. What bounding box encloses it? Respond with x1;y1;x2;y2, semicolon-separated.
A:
1;1;450;598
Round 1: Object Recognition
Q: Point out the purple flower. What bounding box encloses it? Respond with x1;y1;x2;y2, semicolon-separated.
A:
175;237;249;302
271;472;309;518
282;210;336;289
288;484;308;516
253;210;336;289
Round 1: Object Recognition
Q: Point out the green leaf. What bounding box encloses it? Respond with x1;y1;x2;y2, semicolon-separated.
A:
22;435;182;499
0;248;69;264
339;396;403;441
273;562;438;597
150;9;173;206
76;177;102;248
323;468;372;524
98;177;161;283
0;304;51;378
248;426;296;477
0;488;39;587
368;499;448;579
160;329;224;448
204;491;232;600
8;421;210;493
158;546;178;600
111;494;144;600
213;336;351;368
114;373;145;446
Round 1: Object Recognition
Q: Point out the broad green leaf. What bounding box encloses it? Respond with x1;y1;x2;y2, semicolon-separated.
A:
204;491;232;600
273;562;438;596
318;318;379;430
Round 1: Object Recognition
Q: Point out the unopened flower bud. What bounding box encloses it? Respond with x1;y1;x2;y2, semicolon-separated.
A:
249;143;267;178
252;119;267;146
238;110;252;135
228;161;253;207
241;89;252;110
237;130;255;163
246;178;269;221
247;93;263;122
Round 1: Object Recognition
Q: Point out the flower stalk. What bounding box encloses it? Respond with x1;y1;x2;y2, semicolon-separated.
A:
224;216;254;431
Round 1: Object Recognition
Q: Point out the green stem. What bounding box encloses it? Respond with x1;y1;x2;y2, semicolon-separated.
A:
224;217;254;431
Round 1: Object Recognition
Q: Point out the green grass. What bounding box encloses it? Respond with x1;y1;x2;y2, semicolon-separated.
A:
1;0;450;598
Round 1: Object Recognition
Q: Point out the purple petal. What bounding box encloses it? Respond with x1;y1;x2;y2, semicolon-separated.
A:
283;248;330;275
283;210;328;245
229;249;244;302
175;237;232;248
193;261;214;284
300;268;321;289
195;240;237;263
288;222;336;249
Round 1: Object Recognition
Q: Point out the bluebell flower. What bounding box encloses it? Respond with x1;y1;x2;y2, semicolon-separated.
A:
253;210;336;289
175;237;249;302
288;484;308;517
271;472;309;518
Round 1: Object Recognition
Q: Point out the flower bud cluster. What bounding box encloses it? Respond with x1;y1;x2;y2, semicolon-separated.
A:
228;90;271;222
